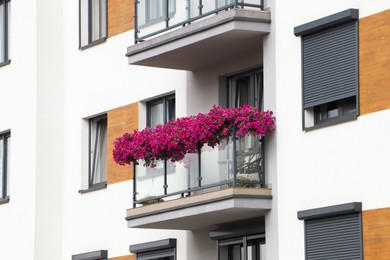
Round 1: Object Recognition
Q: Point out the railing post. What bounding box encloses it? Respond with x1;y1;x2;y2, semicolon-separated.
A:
165;0;170;28
232;127;237;187
198;147;202;188
133;163;137;208
260;137;265;187
164;159;168;194
134;0;139;43
199;0;203;16
234;0;239;8
261;0;264;10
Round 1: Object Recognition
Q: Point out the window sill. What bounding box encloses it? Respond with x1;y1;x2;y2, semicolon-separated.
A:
0;196;10;205
0;60;11;68
79;37;107;51
304;114;357;131
79;182;107;194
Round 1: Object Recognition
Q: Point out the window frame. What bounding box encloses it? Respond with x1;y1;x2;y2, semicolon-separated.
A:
0;0;10;67
79;0;108;50
79;115;107;194
146;94;175;128
145;94;176;176
227;68;263;110
88;114;107;188
0;131;10;204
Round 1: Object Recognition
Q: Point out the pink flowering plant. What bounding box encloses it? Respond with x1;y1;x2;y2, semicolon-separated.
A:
113;104;275;167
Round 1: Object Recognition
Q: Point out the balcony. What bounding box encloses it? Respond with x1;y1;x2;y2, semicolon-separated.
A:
126;134;272;230
126;0;271;70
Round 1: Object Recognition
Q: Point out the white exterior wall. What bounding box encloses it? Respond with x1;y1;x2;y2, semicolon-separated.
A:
0;0;38;259
272;1;390;259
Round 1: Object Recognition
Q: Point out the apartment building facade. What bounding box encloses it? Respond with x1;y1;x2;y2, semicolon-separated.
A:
0;0;390;259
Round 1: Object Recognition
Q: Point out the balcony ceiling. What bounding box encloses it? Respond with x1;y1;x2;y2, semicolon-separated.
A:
126;188;272;230
126;9;271;71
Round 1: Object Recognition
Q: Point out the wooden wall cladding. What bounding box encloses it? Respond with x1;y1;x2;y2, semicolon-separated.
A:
363;207;390;259
107;102;138;185
359;9;390;115
109;255;136;260
108;0;134;38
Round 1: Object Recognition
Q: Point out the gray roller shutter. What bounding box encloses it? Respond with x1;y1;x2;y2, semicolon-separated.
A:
302;21;358;108
305;213;362;260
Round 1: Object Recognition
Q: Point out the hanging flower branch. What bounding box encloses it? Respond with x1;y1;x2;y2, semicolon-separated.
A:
113;104;276;167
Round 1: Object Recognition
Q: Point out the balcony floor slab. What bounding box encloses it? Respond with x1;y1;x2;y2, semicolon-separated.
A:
126;188;272;230
126;9;271;71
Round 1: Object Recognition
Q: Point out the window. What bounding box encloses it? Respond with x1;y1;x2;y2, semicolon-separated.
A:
228;68;263;110
139;0;175;26
0;131;10;203
130;239;176;260
0;0;10;66
72;250;107;260
218;235;266;260
294;9;359;129
79;0;107;49
146;94;175;174
88;115;107;190
147;94;175;128
227;69;265;185
298;202;363;260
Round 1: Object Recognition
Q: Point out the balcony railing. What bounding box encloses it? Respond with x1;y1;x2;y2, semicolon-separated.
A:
132;132;265;207
134;0;265;43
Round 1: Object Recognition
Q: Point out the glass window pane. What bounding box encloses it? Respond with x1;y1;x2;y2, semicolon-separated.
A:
80;0;89;46
0;2;5;62
236;76;250;107
100;0;107;37
91;0;101;41
0;139;3;197
6;135;9;197
90;117;107;186
167;97;175;122
150;102;164;128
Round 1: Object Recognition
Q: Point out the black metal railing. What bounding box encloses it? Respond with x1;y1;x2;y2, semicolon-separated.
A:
132;132;265;207
134;0;264;43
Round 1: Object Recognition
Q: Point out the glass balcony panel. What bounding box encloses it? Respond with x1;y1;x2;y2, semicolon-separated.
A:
200;139;232;188
137;0;188;39
168;0;188;27
215;0;235;10
166;153;198;195
235;135;263;187
188;0;200;19
135;161;165;202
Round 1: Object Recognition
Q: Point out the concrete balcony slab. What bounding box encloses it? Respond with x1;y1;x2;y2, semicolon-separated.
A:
126;188;272;230
126;9;271;71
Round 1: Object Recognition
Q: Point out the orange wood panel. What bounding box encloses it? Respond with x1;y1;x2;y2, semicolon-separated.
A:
359;9;390;115
108;0;134;38
363;207;390;259
107;102;138;184
109;255;136;260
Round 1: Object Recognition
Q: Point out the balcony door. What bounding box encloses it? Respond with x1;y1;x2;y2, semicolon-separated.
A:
225;68;264;187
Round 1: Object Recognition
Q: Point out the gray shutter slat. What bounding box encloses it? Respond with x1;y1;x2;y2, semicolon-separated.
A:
302;21;358;108
305;214;362;260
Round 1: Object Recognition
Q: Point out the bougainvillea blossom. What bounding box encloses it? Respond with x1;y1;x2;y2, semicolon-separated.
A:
113;104;275;167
